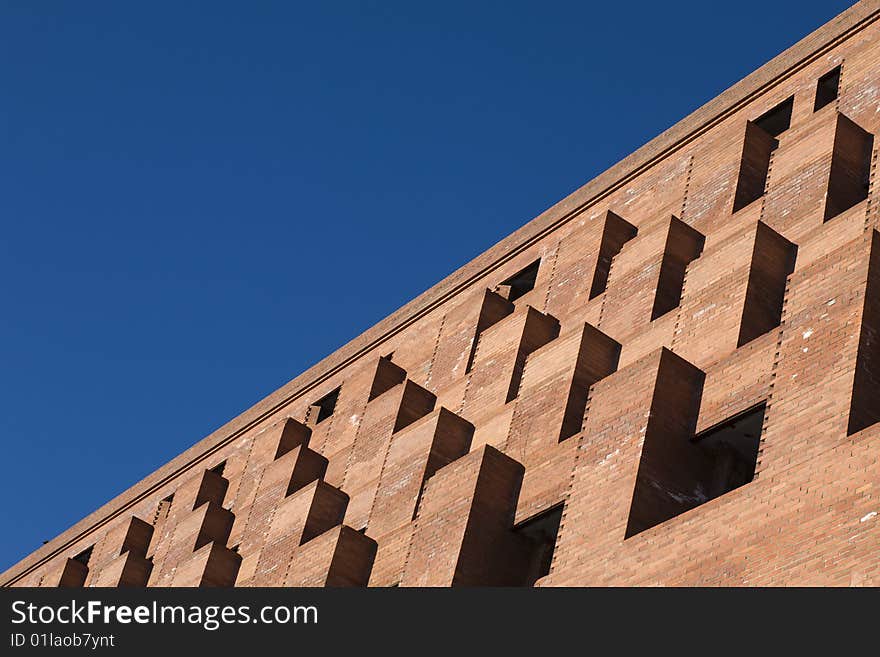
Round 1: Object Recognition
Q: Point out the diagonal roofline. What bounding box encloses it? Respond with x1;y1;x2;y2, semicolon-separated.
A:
4;0;878;586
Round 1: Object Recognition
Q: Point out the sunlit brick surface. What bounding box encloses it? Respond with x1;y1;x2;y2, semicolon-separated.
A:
5;1;880;587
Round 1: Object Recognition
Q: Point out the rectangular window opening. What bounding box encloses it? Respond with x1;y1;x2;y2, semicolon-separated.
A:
692;404;765;500
754;96;794;137
513;505;564;586
311;386;341;423
814;66;841;112
497;259;540;303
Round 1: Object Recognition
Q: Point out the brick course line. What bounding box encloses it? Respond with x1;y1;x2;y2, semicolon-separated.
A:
7;1;880;587
542;243;561;314
680;154;695;219
424;313;447;388
865;145;879;231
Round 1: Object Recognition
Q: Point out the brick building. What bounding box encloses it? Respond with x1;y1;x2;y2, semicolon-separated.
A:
3;1;880;587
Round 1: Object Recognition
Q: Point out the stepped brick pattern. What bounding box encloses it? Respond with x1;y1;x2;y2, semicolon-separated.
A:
4;1;880;587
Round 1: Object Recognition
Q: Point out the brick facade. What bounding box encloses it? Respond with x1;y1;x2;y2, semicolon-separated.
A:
4;0;880;587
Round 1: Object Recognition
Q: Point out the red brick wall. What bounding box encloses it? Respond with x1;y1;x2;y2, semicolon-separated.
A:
5;1;880;588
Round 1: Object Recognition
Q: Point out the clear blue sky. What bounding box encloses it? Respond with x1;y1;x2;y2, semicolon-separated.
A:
0;1;855;571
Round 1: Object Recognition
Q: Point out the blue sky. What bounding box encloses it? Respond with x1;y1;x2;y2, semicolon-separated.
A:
0;1;855;571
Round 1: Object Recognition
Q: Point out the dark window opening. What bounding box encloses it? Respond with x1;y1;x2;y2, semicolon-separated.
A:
824;114;873;222
754;96;794;137
590;211;638;299
692;404;764;500
513;505;563;586
625;403;765;539
311;386;341;423
209;461;226;477
72;546;93;567
497;259;540;303
651;219;705;321
814;66;841;112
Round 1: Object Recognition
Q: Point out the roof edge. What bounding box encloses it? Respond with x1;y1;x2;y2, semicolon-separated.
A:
4;0;878;585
